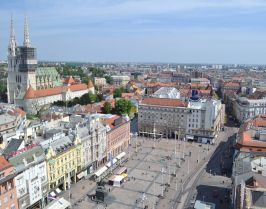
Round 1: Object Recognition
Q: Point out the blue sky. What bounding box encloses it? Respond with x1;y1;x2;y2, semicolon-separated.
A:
1;0;266;64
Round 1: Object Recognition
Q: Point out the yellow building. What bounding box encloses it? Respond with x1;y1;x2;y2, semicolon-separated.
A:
45;134;82;191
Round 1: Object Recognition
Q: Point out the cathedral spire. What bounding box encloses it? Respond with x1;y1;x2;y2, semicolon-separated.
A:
23;15;31;47
9;15;16;56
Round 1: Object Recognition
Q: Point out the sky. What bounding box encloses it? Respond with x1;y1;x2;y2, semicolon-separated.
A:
1;0;266;64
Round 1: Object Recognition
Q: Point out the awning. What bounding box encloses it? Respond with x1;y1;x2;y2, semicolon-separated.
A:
55;188;62;194
50;192;56;197
44;197;71;209
116;152;126;160
77;172;84;179
186;135;194;140
105;159;118;168
94;166;108;177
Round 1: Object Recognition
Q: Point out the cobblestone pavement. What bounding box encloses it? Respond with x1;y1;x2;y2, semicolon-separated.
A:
60;127;237;209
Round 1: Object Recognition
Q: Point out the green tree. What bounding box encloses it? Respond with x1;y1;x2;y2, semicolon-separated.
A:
115;99;132;115
113;87;125;98
80;92;96;105
96;93;104;102
104;75;113;84
103;101;112;114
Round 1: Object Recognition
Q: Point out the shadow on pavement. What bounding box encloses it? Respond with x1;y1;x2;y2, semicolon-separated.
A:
206;134;235;177
195;185;231;209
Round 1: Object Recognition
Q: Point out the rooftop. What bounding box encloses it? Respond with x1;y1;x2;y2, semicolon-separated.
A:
0;156;12;172
141;97;187;107
152;87;180;99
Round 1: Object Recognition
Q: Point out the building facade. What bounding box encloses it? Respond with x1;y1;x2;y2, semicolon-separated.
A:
8;145;48;209
138;97;223;142
103;115;130;159
234;94;266;123
138;98;188;138
44;133;82;191
111;75;130;86
0;156;18;209
77;117;107;177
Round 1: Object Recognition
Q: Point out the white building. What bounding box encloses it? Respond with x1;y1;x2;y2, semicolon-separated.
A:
94;77;107;86
111;75;130;86
186;98;223;143
234;94;266;123
138;97;223;143
77;115;107;176
7;145;48;209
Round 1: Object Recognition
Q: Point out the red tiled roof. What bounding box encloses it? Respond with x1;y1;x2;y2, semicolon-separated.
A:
14;108;26;117
237;114;266;151
141;98;187;107
191;83;208;89
121;93;134;98
223;82;240;88
102;115;121;129
0;156;12;171
69;83;88;91
63;76;76;85
24;85;35;99
24;84;88;99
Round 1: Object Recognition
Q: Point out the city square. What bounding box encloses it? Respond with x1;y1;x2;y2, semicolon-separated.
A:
61;126;237;209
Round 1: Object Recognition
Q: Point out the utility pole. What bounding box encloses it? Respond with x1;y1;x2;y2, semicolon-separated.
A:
174;131;177;157
161;167;164;196
135;133;138;153
168;161;170;185
153;176;156;209
182;141;185;159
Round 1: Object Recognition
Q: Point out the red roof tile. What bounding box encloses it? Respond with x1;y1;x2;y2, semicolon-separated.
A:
63;76;76;85
141;98;187;107
0;156;12;171
24;84;88;99
24;85;35;99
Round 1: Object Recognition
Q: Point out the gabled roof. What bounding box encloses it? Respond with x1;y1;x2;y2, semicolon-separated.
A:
88;80;94;88
24;85;35;99
2;138;24;158
24;84;88;99
0;156;12;171
64;76;76;85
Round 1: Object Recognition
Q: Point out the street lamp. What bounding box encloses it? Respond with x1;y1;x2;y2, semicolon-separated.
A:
161;167;165;196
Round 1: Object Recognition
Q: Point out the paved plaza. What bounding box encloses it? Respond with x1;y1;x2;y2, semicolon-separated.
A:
60;127;237;209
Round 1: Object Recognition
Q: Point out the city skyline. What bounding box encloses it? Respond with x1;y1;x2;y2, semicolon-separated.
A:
1;0;266;64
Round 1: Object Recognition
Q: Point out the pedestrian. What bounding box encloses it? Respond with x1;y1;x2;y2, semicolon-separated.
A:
109;188;111;192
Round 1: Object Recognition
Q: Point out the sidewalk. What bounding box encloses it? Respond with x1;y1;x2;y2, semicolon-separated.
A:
60;177;97;206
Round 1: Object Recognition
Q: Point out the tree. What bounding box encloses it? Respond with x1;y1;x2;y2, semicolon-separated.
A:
113;87;125;98
96;93;104;102
80;92;96;105
115;99;132;115
105;75;113;84
103;101;112;114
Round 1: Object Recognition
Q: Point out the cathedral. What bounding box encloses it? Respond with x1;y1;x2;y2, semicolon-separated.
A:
7;17;94;113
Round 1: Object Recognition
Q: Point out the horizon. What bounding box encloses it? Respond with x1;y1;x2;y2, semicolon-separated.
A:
1;0;266;64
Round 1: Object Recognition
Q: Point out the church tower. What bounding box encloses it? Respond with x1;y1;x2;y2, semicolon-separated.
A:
7;16;37;104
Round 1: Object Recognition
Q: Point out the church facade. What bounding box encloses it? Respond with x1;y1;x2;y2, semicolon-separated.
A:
7;17;94;113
